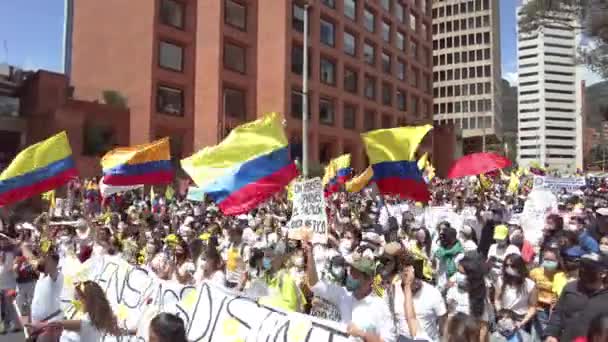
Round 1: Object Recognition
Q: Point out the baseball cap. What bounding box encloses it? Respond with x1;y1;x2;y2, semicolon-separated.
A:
493;224;509;240
348;254;376;277
563;245;585;259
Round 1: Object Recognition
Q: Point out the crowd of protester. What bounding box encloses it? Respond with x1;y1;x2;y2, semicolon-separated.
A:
1;175;608;341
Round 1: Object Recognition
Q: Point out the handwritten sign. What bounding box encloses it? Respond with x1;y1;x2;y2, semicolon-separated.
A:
60;255;348;342
521;189;558;246
287;178;328;243
533;176;586;193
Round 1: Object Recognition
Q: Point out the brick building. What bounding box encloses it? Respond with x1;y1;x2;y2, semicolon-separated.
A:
0;67;130;178
68;0;446;172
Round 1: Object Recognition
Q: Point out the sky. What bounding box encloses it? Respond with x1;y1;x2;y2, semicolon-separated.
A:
0;0;603;86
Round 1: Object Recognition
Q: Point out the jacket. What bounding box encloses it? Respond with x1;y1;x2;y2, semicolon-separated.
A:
544;280;608;341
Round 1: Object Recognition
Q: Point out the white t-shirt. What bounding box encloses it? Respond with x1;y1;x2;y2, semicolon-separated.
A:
60;314;103;342
312;281;396;342
31;272;64;322
0;251;16;290
487;244;521;280
446;285;493;322
497;277;536;316
388;280;447;342
209;270;226;286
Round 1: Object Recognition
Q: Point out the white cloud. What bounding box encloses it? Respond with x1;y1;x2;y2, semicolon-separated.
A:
504;71;519;86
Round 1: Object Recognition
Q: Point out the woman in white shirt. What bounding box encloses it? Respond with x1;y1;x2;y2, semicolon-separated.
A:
494;253;538;329
30;280;121;342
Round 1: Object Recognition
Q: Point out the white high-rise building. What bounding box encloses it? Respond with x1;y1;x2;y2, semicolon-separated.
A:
516;2;583;172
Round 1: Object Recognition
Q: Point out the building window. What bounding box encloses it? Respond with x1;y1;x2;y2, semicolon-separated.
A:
381;0;391;11
344;31;356;56
410;40;418;59
409;12;417;31
344;67;358;93
224;87;246;119
396;90;406;110
344;0;357;20
364;75;376;100
291;89;310;119
321;0;335;8
364;110;376;131
157;85;184;116
320;18;335;47
364;7;375;32
382;83;392;106
291;44;312;76
411;96;418;115
382;21;391;42
343;104;357;129
363;42;375;65
225;0;246;30
396;60;405;80
292;3;305;32
159;41;183;72
379;51;392;74
160;0;184;29
395;2;404;23
319;98;335;125
224;42;246;73
320;57;336;85
396;31;405;51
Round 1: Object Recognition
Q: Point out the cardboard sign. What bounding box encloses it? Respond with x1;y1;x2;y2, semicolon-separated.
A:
60;255;348;342
287;178;328;243
533;176;586;193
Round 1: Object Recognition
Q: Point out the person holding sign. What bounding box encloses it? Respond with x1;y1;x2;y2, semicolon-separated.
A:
305;242;396;342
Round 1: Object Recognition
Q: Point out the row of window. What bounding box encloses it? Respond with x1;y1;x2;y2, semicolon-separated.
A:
433;65;493;82
319;0;428;27
520;126;576;132
290;90;430;130
291;44;431;95
519;52;575;61
433;82;492;98
518;42;574;51
433;32;491;51
520;88;575;96
519;116;575;122
433;49;492;68
520;144;575;150
520;154;575;159
433;99;493;115
520;98;576;105
432;15;491;35
432;0;491;19
434;115;493;130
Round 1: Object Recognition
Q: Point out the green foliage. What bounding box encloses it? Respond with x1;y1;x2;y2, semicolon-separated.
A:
102;90;128;109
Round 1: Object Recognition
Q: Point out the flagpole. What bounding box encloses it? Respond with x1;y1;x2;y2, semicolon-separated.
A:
302;2;310;179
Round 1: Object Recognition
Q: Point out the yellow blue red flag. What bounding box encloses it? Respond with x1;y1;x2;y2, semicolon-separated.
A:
0;131;77;206
101;138;173;186
323;154;352;194
181;112;298;215
345;166;374;193
362;125;432;202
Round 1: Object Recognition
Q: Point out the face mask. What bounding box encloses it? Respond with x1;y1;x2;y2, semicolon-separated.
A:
262;257;272;270
505;266;520;277
542;260;559;271
455;272;467;288
600;245;608;255
345;275;361;292
497;318;516;337
331;266;345;279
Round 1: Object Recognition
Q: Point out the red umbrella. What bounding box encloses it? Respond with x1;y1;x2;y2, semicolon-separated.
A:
447;152;511;179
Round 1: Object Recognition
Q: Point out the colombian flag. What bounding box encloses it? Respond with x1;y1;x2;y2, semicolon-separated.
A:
323;154;352;194
362;125;432;202
181;112;298;215
345;166;374;193
0;132;77;206
101;138;173;186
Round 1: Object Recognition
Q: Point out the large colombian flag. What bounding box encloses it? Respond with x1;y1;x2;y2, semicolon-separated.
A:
362;125;432;202
181;112;298;215
101;137;173;186
0;131;77;206
322;154;352;194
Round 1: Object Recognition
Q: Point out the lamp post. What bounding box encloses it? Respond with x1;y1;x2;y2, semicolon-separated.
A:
302;2;310;178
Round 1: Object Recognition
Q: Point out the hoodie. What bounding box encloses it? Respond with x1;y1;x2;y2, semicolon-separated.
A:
544;281;608;342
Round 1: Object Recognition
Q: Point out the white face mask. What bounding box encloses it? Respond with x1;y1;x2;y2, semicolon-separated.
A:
600;245;608;255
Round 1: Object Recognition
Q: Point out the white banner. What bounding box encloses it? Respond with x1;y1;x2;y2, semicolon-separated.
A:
287;178;328;243
521;189;558;246
60;255;348;342
533;176;586;193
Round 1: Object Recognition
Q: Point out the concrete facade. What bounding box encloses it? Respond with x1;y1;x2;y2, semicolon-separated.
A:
69;0;437;172
431;0;502;153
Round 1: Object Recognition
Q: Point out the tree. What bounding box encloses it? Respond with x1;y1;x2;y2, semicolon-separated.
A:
519;0;608;77
102;90;128;109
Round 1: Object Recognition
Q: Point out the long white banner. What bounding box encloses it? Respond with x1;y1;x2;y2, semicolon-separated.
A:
60;255;348;342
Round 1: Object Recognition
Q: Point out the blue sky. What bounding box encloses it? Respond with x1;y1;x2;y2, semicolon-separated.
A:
500;0;518;84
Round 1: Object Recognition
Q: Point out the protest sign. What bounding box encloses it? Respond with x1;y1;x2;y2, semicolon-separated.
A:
287;178;328;243
60;255;348;342
533;176;586;193
187;186;206;202
521;189;558;245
